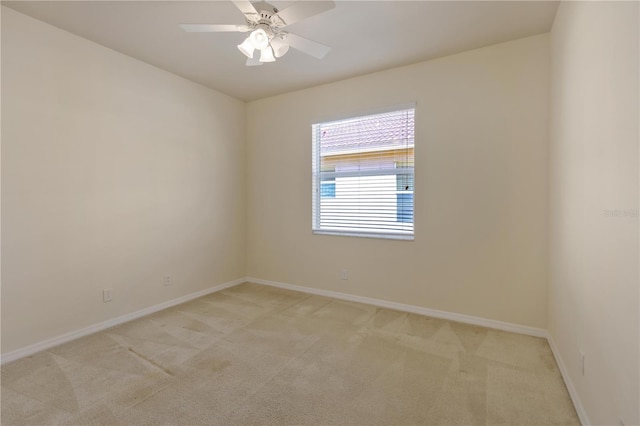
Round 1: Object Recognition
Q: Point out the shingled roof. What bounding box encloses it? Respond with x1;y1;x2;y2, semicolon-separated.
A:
317;108;415;155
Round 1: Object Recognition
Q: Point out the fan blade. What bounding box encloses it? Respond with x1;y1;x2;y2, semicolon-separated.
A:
274;1;335;27
180;24;250;32
246;56;263;66
232;0;258;16
285;33;331;59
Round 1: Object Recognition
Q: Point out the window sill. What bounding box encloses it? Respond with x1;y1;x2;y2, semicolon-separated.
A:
313;230;414;241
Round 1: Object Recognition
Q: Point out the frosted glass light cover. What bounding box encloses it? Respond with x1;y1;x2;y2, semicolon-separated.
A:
237;37;255;58
259;45;276;62
270;36;290;58
250;29;269;50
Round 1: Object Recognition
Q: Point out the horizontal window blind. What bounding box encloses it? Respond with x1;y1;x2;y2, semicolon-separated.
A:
312;107;415;239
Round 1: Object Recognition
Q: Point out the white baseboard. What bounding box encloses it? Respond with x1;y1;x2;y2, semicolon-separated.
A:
246;277;548;338
0;277;245;365
546;334;590;426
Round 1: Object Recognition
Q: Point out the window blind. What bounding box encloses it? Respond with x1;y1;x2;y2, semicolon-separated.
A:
312;107;415;239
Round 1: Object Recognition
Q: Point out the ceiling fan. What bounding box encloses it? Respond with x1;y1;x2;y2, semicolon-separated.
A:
179;0;335;66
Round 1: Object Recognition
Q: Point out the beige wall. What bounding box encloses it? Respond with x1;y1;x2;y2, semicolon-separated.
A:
1;7;246;354
246;34;550;328
549;2;639;425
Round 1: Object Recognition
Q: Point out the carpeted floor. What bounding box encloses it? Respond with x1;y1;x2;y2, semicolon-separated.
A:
1;282;579;425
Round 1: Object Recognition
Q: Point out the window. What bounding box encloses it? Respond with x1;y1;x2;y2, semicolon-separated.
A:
312;107;415;240
320;166;336;198
320;179;336;198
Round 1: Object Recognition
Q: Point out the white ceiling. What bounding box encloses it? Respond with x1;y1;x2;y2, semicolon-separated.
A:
3;1;559;101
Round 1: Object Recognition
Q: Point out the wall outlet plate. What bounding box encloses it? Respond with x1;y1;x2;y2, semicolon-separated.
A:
103;288;113;302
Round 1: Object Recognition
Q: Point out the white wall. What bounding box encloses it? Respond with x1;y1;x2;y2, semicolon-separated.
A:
246;34;550;329
1;7;246;354
549;2;639;425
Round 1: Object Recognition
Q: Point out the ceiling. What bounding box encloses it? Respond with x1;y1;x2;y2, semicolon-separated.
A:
2;1;559;102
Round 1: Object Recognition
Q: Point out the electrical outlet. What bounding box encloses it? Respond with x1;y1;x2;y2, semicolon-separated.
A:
164;275;172;286
340;269;349;280
580;352;585;376
103;288;113;302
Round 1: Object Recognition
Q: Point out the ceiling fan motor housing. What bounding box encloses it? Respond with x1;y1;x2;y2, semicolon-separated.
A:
246;2;286;33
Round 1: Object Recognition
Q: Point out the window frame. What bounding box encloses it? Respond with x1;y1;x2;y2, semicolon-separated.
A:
311;105;416;241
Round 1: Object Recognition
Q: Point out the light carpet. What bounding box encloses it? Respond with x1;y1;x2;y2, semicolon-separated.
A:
1;282;579;425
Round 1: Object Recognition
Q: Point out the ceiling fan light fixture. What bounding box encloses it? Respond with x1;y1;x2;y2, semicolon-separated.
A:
259;45;276;63
237;36;255;58
180;0;335;66
249;28;269;50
